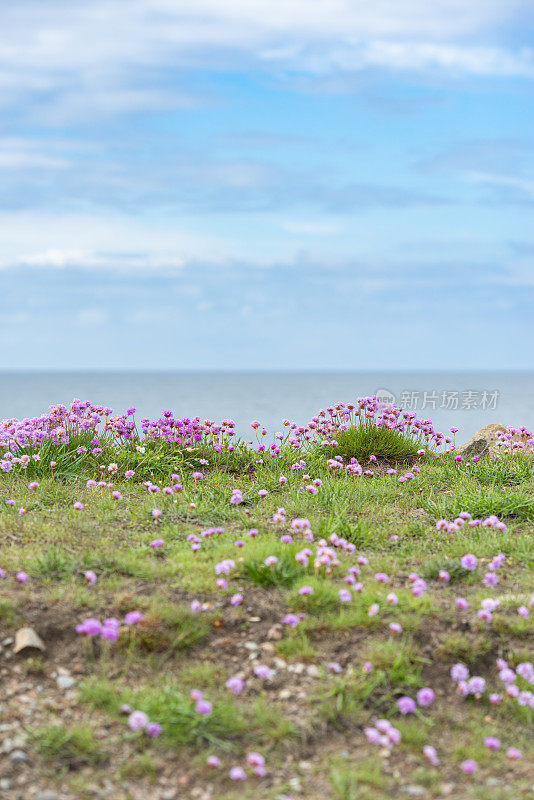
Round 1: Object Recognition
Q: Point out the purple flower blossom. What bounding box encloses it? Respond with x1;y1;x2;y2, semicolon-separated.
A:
76;618;102;636
128;710;148;731
84;570;97;584
460;553;478;571
226;676;245;694
397;696;417;714
195;699;212;715
483;736;500;750
416;688;435;707
145;722;162;738
207;755;221;768
124;611;143;625
229;766;246;780
423;745;440;766
461;759;478;774
16;571;28;584
230;593;243;606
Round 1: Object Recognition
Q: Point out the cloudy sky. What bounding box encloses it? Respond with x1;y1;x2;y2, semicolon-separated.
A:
1;0;533;370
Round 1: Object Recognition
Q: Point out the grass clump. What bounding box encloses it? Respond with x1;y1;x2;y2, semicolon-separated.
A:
30;723;106;768
325;422;422;463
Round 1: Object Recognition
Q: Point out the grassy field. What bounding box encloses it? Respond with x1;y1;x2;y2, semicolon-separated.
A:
0;403;533;800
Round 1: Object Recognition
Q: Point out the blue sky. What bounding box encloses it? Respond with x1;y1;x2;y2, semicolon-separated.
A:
1;0;533;369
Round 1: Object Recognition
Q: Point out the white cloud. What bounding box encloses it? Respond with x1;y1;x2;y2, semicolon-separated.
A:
77;307;109;326
0;0;532;124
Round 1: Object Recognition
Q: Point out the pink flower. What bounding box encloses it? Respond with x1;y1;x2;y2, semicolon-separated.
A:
327;662;342;673
145;722;162;738
207;755;221;768
254;665;273;679
374;572;389;583
397;696;416;714
229;766;246;780
149;538;164;549
192;472;204;481
455;597;469;610
124;611;143;625
423;745;440;766
151;508;162;520
368;603;379;617
84;570;97;584
76;618;102;636
128;710;148;731
461;759;478;774
338;589;352;603
299;585;314;595
29;481;39;491
230;593;243;606
195;699;212;715
111;491;122;501
416;688;435;707
506;748;522;760
16;571;28;584
389;622;402;634
226;676;244;694
73;502;84;512
483;736;500;750
246;752;265;768
460;554;478;571
386;592;398;605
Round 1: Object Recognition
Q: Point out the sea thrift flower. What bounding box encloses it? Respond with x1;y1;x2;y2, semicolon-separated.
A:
207;755;221;768
423;745;440;766
483;736;501;750
29;481;39;490
518;605;530;618
461;759;478;774
125;470;135;479
461;554;478;571
438;570;450;582
151;508;162;520
374;572;389;583
506;748;522;760
190;600;201;612
149;538;164;549
299;585;314;595
397;696;417;714
338;589;352;603
282;613;300;627
226;676;245;694
195;699;212;715
128;711;148;731
76;618;102;636
216;578;228;590
455;597;469;610
229;766;246;780
124;611;143;625
254;665;273;679
368;603;379;617
389;622;402;634
230;593;243;606
363;662;373;673
84;570;97;584
16;571;28;584
386;592;398;605
264;556;278;567
328;662;342;673
73;502;84;512
417;688;435;707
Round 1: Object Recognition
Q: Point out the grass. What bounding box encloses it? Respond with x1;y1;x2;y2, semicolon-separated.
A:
1;411;533;800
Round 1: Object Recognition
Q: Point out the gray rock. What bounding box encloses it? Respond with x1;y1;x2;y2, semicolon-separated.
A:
56;675;76;689
9;749;28;765
402;787;427;798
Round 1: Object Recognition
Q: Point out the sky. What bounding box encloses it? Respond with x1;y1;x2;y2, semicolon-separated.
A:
1;0;533;370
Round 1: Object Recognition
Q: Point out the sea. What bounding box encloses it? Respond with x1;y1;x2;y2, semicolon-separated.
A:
0;371;533;443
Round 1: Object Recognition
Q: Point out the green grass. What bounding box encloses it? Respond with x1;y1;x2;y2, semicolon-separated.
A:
2;415;534;800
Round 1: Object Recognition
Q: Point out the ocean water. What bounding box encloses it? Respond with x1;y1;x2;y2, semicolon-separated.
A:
0;371;533;443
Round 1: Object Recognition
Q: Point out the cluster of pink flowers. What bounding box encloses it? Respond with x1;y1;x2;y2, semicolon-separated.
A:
451;659;534;710
207;751;267;780
435;512;506;534
76;611;143;640
365;718;402;748
123;706;161;738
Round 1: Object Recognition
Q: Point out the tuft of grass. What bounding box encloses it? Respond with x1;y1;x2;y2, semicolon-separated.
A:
30;723;106;768
276;631;318;661
420;556;472;583
324;421;422;464
243;555;301;588
118;752;158;781
123;608;210;654
439;632;493;664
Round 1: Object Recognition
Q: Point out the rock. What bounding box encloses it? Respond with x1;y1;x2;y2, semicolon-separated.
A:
278;689;292;700
9;749;28;765
455;423;532;459
244;641;259;651
267;624;282;640
14;628;45;654
306;664;320;678
36;793;61;800
402;787;427;798
0;780;12;791
57;675;76;689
